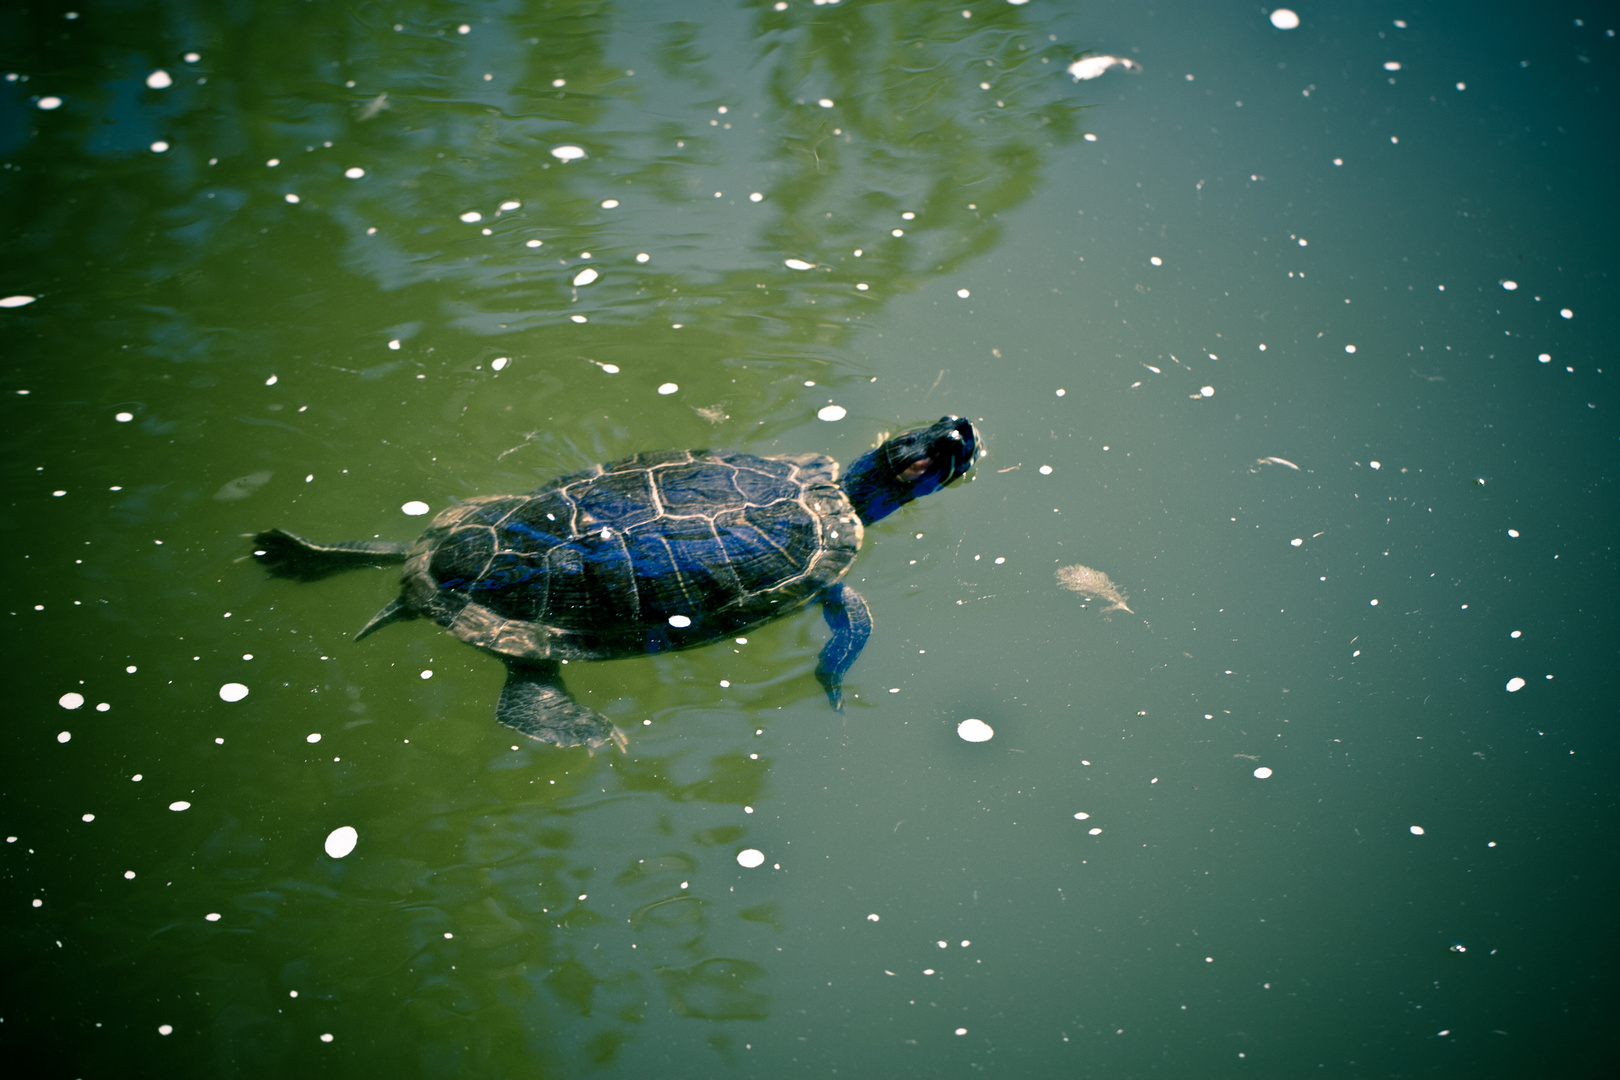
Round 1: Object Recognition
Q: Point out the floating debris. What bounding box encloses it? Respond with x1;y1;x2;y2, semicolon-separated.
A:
736;848;765;868
1270;9;1300;30
324;826;358;859
1257;456;1300;470
1067;55;1142;81
957;718;994;743
1056;564;1133;614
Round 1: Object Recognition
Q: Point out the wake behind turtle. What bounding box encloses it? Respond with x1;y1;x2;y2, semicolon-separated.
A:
252;416;979;752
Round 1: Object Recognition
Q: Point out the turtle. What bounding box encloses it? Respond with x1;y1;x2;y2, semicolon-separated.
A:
251;415;979;752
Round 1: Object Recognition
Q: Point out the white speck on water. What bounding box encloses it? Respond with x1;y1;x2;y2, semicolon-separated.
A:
218;682;249;702
1254;767;1274;779
1270;9;1300;30
784;258;815;270
817;405;847;422
957;288;971;298
96;702;110;712
737;848;765;868
401;501;430;516
1074;812;1091;820
856;283;869;291
1560;308;1573;319
1506;677;1526;692
736;637;748;644
1345;344;1357;354
1369;460;1382;470
1507;528;1519;537
1150;256;1162;266
284;193;300;204
1501;280;1518;291
457;23;470;33
1370;599;1379;606
150;140;169;153
1088;827;1103;835
2;295;38;308
1539;353;1552;363
1511;630;1521;639
459;211;482;224
1410;825;1425;836
955;1027;968;1036
1457;82;1467;90
957;718;994;742
38;96;63;110
668;615;692;628
1332;158;1343;166
59;693;84;710
82;813;94;822
570;315;588;323
572;267;599;287
320;1033;334;1043
720;680;730;688
1038;465;1053;475
205;912;221;922
888;688;900;694
158;1024;173;1036
600;198;619;209
169;801;191;812
388;339;401;350
264;374;278;386
600;364;620;374
306;733;322;744
1290;538;1303;547
124;870;135;879
750;192;764;202
325;826;358;859
525;239;543;248
818;98;835;108
344;166;365;179
114;411;134;422
500;200;521;211
1384;61;1402;71
420;669;433;680
491;357;509;372
867;913;879;922
550;145;586;162
658;382;679;395
147;69;173;89
1199;386;1215;398
636;253;650;263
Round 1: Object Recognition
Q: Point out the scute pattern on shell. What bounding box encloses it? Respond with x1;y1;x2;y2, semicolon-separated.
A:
399;450;864;661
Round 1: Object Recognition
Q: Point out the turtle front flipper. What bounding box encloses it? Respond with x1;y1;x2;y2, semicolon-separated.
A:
498;659;627;753
814;583;872;712
251;528;411;581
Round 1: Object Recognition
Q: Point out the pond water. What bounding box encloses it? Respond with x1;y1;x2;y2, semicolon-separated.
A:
4;2;1616;1076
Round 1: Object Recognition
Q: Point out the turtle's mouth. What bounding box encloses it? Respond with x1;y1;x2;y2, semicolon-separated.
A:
896;415;977;487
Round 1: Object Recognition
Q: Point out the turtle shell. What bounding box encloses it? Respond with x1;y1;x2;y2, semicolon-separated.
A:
397;449;864;661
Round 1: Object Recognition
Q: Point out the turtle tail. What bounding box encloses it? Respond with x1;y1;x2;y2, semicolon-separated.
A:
250;528;410;582
356;597;418;641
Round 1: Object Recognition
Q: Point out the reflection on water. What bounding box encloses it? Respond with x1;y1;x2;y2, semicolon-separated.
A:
8;0;1613;1076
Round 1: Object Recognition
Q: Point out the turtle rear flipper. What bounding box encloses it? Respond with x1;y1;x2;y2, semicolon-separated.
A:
498;659;627;753
251;528;410;581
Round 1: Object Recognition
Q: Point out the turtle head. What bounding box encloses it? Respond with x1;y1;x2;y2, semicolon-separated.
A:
842;415;979;524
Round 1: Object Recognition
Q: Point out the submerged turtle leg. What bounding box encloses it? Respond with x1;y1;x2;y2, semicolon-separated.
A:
814;583;872;712
497;658;628;754
355;597;418;641
250;528;411;581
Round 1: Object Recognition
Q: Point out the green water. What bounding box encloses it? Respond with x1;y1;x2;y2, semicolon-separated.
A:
4;1;1616;1076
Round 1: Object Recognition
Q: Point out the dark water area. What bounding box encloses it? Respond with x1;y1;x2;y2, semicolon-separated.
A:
3;1;1617;1076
